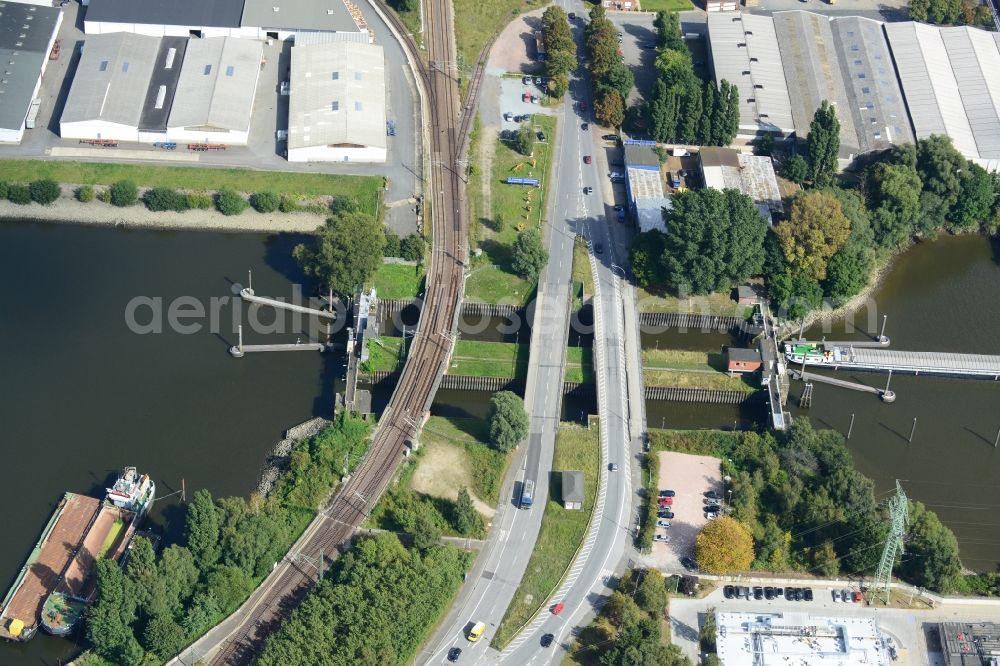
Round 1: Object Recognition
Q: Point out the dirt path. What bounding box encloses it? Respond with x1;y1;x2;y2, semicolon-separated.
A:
410;440;496;518
480;126;496;231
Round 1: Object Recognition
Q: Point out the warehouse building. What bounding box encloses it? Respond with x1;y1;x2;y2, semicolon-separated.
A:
136;37;187;142
623;141;673;234
287;40;386;163
240;0;371;42
166;37;262;145
60;32;162;142
884;22;1000;172
83;0;245;37
773;12;912;163
707;13;795;138
0;1;63;143
936;622;1000;666
699;147;782;224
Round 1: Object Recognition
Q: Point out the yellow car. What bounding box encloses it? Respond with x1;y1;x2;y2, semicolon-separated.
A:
467;621;486;642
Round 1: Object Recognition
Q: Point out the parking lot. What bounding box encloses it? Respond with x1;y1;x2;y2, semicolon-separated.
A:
647;451;722;570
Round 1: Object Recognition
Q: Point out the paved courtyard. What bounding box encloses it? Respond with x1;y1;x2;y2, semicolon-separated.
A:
647;450;721;570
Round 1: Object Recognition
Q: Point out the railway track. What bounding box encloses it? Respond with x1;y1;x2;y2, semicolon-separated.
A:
201;0;470;663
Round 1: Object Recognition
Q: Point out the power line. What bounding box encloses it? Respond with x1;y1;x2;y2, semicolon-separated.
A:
874;480;908;605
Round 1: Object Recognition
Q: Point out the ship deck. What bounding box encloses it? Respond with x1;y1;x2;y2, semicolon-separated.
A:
0;493;101;640
59;504;135;602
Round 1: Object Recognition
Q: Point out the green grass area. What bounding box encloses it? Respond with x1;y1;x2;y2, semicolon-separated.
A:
647;428;743;458
643;368;755;393
634;286;748;317
97;519;125;559
419;416;509;506
0;159;383;217
370;262;426;300
637;0;695;11
641;348;724;371
364;335;409;373
571;236;594;310
453;0;543;74
450;339;529;378
466;115;557;305
388;2;423;47
493;422;600;649
565;346;594;384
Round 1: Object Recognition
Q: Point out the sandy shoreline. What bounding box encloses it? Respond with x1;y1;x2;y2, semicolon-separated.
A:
0;188;327;234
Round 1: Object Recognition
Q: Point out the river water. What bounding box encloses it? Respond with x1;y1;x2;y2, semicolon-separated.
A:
0;220;340;664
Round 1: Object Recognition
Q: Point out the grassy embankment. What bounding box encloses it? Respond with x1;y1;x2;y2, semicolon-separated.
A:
641;348;756;393
493;422;600;648
365;416;508;537
636;0;695;11
565;346;594;384
0;160;383;218
370;262;426;300
467;115;557;305
366;337;531;377
635;286;751;318
571;235;594;310
453;0;543;83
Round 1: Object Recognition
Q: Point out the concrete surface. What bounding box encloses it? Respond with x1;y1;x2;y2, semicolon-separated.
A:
649;451;720;568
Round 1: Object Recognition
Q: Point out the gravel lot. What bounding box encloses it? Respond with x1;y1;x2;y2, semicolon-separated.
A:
648;450;721;569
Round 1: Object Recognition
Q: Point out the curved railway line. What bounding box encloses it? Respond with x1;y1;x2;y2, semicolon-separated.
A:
200;0;478;663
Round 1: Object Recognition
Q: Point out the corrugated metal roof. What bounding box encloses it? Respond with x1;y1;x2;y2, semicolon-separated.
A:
241;0;359;33
636;198;671;233
138;37;187;131
885;22;1000;161
168;37;262;132
0;2;61;132
85;0;245;29
624;142;659;169
61;32;161;128
288;40;386;152
707;13;794;134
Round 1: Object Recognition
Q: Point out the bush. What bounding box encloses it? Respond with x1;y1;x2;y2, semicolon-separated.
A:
143;187;189;212
384;232;401;257
400;233;425;262
187;191;212;209
97;188;112;203
77;184;96;202
29;179;61;205
109;180;138;207
7;184;31;205
279;194;300;213
215;188;248;216
0;182;8;199
252;191;280;213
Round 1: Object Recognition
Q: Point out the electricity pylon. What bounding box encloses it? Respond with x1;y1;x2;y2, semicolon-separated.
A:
874;480;908;604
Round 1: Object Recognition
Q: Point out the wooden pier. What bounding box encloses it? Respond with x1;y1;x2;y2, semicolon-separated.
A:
791;369;896;402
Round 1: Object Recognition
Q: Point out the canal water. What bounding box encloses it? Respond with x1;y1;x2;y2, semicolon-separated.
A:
0;220;340;664
794;234;1000;572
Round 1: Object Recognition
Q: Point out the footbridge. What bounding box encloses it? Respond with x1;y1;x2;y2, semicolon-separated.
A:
816;346;1000;379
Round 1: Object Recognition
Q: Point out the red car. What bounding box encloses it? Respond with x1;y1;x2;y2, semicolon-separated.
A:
552;602;565;615
583;155;592;164
658;497;673;506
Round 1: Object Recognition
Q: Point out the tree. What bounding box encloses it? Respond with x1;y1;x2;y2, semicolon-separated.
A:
660;188;767;294
293;211;385;297
185;488;221;571
602;61;634;103
109;179;138;207
951;161;994;231
695;516;755;573
77;184;96;202
28;178;60;205
515;123;534;156
807;101;840;185
595;90;625;128
86;558;142;663
634;569;667;617
699;82;717;146
811;540;841;577
774;190;851;281
144;186;189;212
384;231;401;257
916;135;964;216
928;0;961;23
216;187;248;215
453;487;481;535
487;390;529;453
252;190;280;213
511;228;549;280
159;545;199;616
629;230;668;288
908;0;929;20
654;11;684;51
900;501;962;592
542;5;575;98
7;183;31;205
756;133;775;157
719;80;741;145
769;271;823;320
823;241;872;302
699;607;717;652
783;153;809;185
142;611;186;659
411;507;443;551
400;233;425;262
869;161;922;247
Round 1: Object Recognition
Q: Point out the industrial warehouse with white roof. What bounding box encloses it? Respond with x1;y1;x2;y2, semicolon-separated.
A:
0;1;62;143
60;33;262;145
287;40;387;163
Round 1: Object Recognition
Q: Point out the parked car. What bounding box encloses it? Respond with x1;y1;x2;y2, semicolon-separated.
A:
853;590;864;603
704;498;720;506
802;588;813;601
522;76;532;85
654;533;670;543
656;520;670;527
448;647;462;662
832;589;842;602
536;131;546;141
593;242;603;254
581;122;589;130
617;208;625;222
613;204;625;212
793;588;803;601
785;586;796;600
723;585;735;599
541;633;554;647
842;589;852;602
705;505;721;515
658;497;673;506
583;155;592;164
764;586;775;600
680;557;697;571
534;77;543;85
705;490;721;499
753;587;763;600
660;510;675;519
602;133;618;141
568;11;576;19
705;512;717;520
657;509;671;518
503;112;512;122
740;586;751;599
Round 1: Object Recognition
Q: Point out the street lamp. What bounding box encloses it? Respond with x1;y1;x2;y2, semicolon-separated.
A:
723;475;732;507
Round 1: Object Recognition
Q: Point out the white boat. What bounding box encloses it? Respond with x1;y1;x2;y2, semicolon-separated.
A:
105;467;155;516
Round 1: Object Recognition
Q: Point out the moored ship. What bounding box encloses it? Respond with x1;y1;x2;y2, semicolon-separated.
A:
105;466;156;516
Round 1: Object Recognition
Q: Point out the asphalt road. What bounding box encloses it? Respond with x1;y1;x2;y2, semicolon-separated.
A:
420;4;647;663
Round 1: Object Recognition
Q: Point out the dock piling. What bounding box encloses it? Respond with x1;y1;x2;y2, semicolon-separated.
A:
848;413;855;440
879;314;887;343
909;417;916;443
994;426;999;449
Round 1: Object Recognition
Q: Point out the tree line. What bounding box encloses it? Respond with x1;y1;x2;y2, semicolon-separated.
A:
541;6;575;99
638;11;739;146
84;416;372;663
585;6;634;127
907;0;994;27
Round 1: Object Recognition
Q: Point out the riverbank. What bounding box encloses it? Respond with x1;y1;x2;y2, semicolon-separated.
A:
0;190;327;234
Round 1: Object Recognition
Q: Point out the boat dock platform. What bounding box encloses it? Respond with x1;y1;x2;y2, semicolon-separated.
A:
791;369;895;402
0;493;100;641
828;347;1000;379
